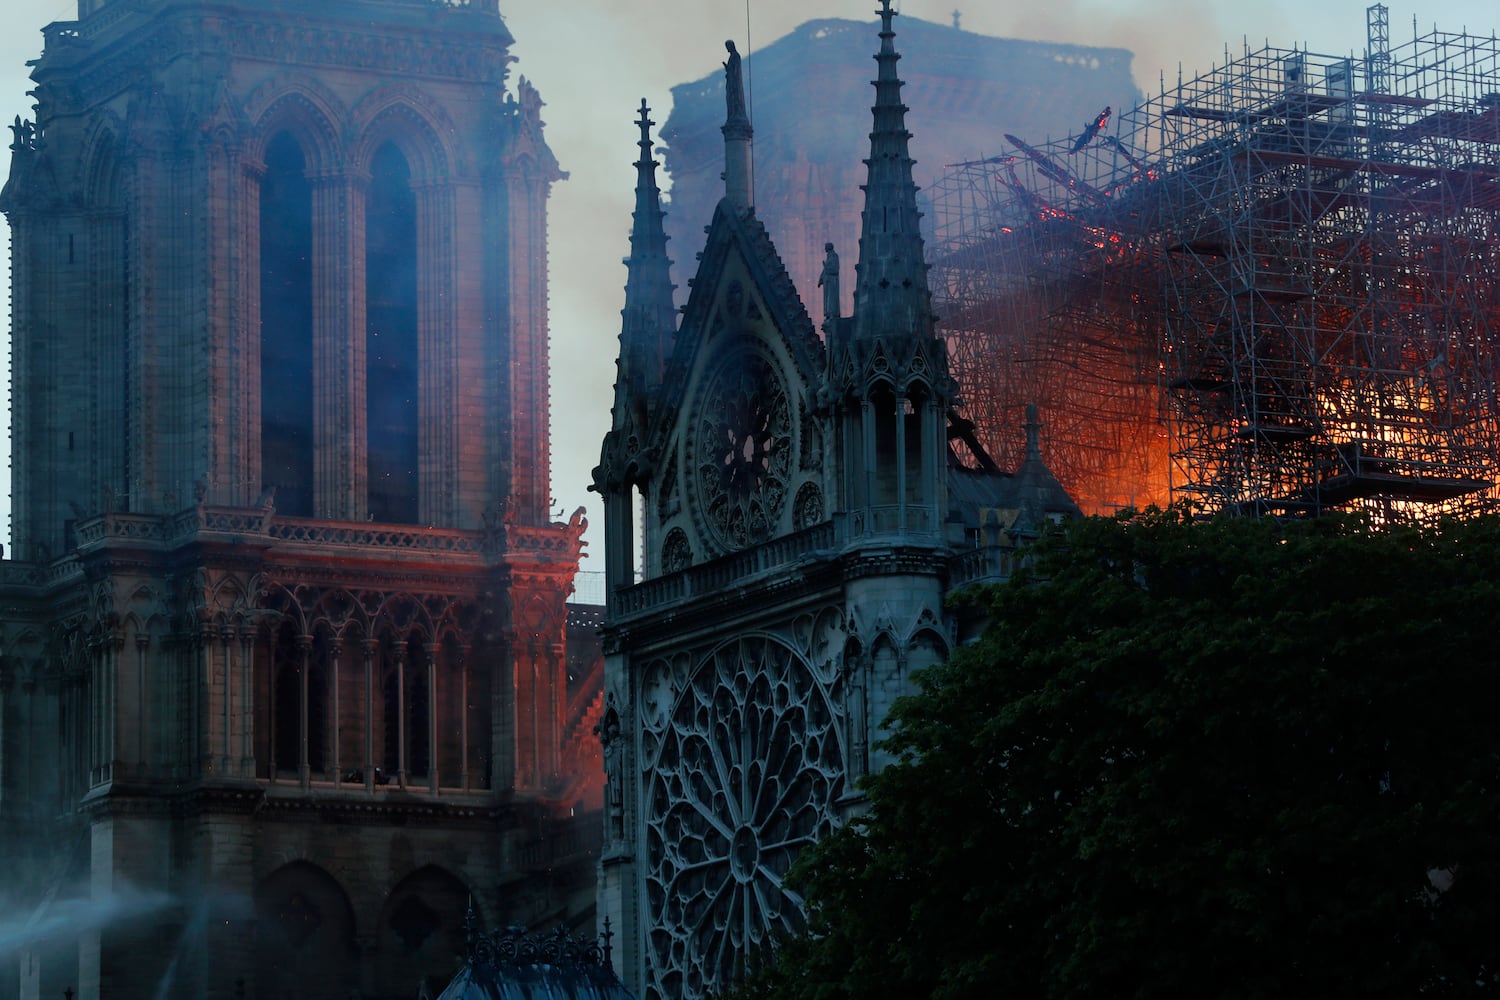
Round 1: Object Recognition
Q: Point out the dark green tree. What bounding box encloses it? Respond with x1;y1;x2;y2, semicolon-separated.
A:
741;510;1500;999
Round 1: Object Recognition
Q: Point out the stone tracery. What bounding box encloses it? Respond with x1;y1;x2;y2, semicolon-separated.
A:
690;350;793;553
252;581;486;790
641;636;843;997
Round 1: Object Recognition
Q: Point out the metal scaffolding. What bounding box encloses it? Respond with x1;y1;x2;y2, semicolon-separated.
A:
930;7;1500;520
929;127;1168;514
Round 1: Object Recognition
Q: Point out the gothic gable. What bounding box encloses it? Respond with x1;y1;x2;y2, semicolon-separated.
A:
645;203;829;569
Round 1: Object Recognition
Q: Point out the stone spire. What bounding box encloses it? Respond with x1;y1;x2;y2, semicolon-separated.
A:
617;98;676;402
851;0;935;344
721;40;754;211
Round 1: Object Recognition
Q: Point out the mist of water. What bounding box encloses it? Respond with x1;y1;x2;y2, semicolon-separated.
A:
151;897;205;1000
0;883;177;956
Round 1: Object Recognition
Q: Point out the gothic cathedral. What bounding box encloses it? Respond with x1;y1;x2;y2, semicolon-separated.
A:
0;2;597;998
594;4;1080;997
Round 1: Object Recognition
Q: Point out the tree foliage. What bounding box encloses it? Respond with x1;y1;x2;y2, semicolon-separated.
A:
741;509;1500;999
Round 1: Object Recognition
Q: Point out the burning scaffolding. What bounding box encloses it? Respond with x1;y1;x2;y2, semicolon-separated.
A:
930;7;1500;519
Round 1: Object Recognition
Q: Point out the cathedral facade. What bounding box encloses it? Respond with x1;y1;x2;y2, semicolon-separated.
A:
593;5;1080;997
0;2;597;998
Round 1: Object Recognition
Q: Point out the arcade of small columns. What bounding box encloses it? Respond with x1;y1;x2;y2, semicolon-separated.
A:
53;585;528;798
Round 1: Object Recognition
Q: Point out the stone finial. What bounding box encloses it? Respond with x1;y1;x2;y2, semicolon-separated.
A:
517;76;544;129
9;117;36;152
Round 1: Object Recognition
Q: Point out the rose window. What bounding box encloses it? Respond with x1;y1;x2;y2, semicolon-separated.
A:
691;352;792;552
642;636;843;998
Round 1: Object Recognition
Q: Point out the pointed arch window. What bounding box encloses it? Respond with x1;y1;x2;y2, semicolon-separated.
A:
270;623;302;776
260;132;315;517
871;383;901;505
406;636;431;780
904;383;929;503
366;142;420;524
267;622;329;780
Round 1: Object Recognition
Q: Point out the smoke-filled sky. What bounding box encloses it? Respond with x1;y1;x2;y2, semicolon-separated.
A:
0;1;1497;562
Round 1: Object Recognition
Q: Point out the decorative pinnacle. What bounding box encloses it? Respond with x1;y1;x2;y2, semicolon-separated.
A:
627;98;670;270
618;98;675;398
851;0;934;344
1025;402;1043;461
634;99;654;172
875;1;900;92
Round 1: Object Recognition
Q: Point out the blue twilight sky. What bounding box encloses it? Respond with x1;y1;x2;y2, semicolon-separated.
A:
1;1;1497;559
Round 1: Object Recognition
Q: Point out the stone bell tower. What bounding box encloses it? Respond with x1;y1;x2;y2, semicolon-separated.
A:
0;2;599;998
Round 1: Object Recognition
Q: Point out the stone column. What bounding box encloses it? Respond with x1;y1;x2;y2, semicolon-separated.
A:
330;638;342;784
426;642;439;793
395;643;407;789
895;390;908;531
861;397;876;522
496;168;555;522
135;634;150;777
310;170;369;520
238;158;266;507
238;627;255;777
267;640;278;783
297;634;311;788
918;395;942;527
363;638;377;792
220;628;234;775
108;632;122;784
459;645;470;792
196;628;212;777
89;640;101;786
602;494;636;604
414;182;458;526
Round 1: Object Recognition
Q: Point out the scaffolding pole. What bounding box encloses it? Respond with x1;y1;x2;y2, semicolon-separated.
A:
929;18;1500;521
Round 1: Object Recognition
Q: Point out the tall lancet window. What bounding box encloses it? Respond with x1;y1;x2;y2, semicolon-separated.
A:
259;132;315;517
904;385;929;503
871;384;901;505
366;142;420;524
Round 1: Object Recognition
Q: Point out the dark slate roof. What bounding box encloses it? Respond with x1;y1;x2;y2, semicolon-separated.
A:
1002;449;1085;531
725;205;826;379
431;921;636;1000
948;405;1082;537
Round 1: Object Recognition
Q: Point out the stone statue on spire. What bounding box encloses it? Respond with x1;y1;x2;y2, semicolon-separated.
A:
818;242;840;327
723;41;748;125
720;39;753;209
